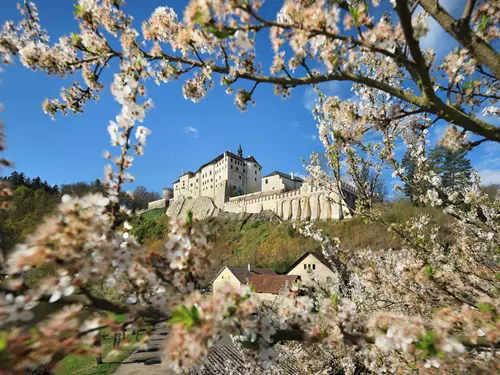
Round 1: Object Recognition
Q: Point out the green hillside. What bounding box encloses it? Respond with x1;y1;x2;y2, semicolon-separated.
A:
131;201;452;273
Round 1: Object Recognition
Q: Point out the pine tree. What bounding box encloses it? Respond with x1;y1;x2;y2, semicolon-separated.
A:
429;145;473;190
401;150;417;199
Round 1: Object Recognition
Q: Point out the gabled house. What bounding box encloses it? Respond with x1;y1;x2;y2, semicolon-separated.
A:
286;251;337;283
211;265;276;296
250;274;300;300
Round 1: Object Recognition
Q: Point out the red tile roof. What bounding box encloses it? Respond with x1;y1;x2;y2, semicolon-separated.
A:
226;266;276;283
250;274;300;294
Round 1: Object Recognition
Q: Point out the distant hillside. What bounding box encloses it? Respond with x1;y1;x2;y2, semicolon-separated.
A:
131;202;452;273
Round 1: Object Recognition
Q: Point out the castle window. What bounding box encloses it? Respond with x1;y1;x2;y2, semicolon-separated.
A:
231;166;233;169
265;179;268;184
255;178;257;181
304;264;307;270
255;171;257;174
236;167;239;171
243;169;245;173
239;176;241;180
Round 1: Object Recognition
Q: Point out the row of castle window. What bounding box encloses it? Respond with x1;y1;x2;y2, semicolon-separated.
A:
304;264;316;270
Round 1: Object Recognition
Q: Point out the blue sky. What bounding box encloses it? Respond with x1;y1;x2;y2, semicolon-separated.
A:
1;0;498;195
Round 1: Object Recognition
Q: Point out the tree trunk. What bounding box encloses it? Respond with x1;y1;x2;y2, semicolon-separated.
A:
95;335;103;365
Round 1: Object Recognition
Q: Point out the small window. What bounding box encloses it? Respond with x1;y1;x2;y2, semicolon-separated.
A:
239;176;241;180
304;264;307;270
255;170;257;174
255;178;257;181
243;169;245;173
313;264;316;270
222;276;224;280
265;179;268;184
231;166;233;169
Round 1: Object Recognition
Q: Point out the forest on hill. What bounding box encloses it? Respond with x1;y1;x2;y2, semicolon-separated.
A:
0;172;160;257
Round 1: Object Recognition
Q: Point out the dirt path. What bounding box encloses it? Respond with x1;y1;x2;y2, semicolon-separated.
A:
112;325;174;375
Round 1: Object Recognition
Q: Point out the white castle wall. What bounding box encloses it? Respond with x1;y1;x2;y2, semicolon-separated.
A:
147;198;166;210
218;185;354;221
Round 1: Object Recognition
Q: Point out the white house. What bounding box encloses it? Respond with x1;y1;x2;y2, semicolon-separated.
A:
286;251;338;284
211;265;276;296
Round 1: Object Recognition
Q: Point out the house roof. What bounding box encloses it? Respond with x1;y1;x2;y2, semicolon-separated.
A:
187;345;300;374
226;266;276;283
262;171;304;182
250;274;300;294
286;251;336;274
211;265;275;284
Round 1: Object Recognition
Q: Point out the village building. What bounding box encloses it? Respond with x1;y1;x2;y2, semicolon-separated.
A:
211;265;276;296
261;171;304;193
211;264;300;300
250;274;300;301
286;251;338;284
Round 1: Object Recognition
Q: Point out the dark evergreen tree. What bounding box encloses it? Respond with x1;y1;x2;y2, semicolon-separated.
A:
429;145;473;190
401;150;418;199
358;164;387;202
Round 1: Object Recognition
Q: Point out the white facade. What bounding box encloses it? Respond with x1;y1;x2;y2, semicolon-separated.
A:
173;148;262;208
287;252;338;284
262;171;303;193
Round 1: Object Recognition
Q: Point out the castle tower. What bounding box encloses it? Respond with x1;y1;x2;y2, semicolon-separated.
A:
237;142;243;157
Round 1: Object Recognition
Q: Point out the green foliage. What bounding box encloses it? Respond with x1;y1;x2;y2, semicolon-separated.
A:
401;150;427;203
168;305;200;329
129;213;168;245
429;145;473;190
0;332;7;352
140;207;165;220
207;25;235;39
0;183;60;253
415;330;442;359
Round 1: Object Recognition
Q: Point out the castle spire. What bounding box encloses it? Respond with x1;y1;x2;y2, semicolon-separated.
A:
237;142;243;157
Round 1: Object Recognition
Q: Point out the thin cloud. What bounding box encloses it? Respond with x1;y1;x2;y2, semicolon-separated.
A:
302;81;343;111
184;126;199;138
302;134;317;141
417;0;464;59
478;169;500;185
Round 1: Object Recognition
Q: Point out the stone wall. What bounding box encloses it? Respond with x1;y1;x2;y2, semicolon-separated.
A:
222;185;353;221
166;196;217;221
147;198;167;210
166;181;356;222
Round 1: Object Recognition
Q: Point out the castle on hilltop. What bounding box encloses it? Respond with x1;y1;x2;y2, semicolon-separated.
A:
148;145;357;221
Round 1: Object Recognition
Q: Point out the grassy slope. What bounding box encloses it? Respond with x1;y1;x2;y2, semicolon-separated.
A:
140;207;165;220
133;201;452;274
54;333;137;375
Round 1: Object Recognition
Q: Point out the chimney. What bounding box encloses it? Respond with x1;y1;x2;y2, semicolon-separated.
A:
291;172;295;180
247;264;251;272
